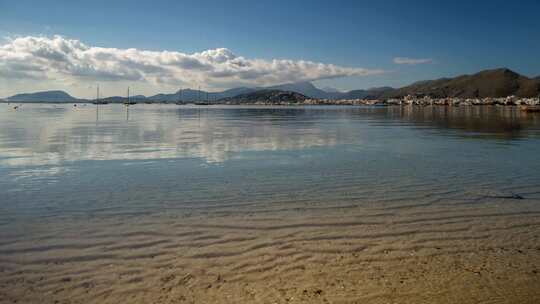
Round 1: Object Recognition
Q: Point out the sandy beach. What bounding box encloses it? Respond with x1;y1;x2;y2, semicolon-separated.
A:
1;197;539;304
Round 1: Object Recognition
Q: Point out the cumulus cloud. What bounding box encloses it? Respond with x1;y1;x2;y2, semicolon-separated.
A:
393;57;433;65
0;35;385;89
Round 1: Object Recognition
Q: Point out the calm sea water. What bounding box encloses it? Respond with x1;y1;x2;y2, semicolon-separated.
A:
1;104;540;230
2;104;540;303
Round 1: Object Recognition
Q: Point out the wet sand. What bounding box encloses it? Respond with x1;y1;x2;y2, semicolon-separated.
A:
1;198;540;304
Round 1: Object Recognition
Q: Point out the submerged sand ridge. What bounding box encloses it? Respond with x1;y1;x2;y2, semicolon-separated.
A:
1;195;540;304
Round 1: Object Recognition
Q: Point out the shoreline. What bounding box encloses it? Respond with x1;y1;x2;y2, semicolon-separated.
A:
2;96;539;107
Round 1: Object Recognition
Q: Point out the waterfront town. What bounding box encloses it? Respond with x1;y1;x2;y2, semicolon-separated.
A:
240;95;540;107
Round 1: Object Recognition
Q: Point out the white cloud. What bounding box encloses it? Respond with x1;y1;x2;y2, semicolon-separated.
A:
0;35;385;95
393;57;433;65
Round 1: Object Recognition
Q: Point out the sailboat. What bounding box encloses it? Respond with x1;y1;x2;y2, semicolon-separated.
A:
124;87;137;105
194;86;210;105
92;85;109;105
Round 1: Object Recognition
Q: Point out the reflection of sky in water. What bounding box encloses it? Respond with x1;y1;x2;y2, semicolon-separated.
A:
1;104;540;221
1;104;540;168
0;105;355;166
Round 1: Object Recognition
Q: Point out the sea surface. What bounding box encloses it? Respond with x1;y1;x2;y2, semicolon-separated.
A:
1;104;540;303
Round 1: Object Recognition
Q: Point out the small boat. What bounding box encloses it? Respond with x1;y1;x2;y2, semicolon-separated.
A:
521;106;540;113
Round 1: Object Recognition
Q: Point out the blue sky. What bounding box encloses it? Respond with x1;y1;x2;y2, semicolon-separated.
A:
1;0;540;97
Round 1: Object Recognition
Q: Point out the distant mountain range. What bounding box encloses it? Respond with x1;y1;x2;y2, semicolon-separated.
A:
3;68;540;103
145;87;255;102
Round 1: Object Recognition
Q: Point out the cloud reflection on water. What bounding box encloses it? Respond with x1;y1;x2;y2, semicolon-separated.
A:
0;105;346;166
1;104;539;169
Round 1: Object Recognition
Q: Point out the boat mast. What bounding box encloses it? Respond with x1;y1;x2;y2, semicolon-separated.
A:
96;84;100;122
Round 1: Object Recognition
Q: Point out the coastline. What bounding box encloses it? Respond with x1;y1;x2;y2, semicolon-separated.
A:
2;95;539;107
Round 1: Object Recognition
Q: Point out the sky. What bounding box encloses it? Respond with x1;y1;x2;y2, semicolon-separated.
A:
1;0;540;98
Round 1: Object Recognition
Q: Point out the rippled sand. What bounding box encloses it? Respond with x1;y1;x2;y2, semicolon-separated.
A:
2;105;540;303
1;196;540;304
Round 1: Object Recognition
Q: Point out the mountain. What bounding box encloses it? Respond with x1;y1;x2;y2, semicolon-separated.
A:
268;82;337;99
218;87;257;98
339;87;395;99
147;87;257;102
137;69;540;102
145;83;331;102
5;68;539;103
147;92;177;102
383;68;540;98
149;89;211;102
6;90;79;102
367;86;395;93
219;90;308;104
322;86;342;93
267;82;398;99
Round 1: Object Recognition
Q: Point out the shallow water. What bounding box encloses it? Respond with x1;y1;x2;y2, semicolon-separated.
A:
2;104;540;218
1;104;540;303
